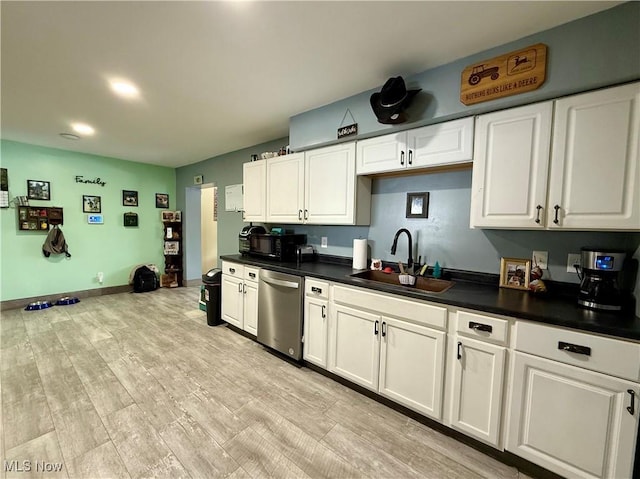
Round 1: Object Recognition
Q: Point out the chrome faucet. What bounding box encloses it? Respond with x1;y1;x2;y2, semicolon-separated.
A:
390;228;413;273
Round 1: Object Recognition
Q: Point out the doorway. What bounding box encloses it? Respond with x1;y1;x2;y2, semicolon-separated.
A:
185;184;218;283
200;185;218;272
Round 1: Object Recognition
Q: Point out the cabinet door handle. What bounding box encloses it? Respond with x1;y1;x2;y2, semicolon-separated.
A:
469;321;493;333
627;390;635;415
243;283;246;294
381;321;386;337
321;305;326;319
558;341;591;356
535;205;542;224
400;151;405;166
298;209;302;221
457;341;462;360
229;268;236;274
408;149;413;165
374;320;379;336
237;282;242;293
553;205;560;224
304;209;308;220
311;286;322;294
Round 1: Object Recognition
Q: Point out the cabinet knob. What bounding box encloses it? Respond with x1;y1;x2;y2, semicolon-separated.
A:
400;151;405;166
457;341;462;360
381;321;386;337
374;320;379;336
408;150;413;165
535;205;542;224
321;305;326;319
298;209;302;221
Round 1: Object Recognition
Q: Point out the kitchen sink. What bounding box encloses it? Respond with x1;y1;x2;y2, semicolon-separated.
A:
349;270;454;294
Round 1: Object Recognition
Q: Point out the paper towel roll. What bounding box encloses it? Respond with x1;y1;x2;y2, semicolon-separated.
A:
352;239;368;270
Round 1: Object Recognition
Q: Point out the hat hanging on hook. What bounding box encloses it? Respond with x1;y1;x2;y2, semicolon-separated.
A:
370;76;421;124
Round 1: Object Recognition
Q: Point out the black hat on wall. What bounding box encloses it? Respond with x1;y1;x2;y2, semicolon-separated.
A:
370;76;421;124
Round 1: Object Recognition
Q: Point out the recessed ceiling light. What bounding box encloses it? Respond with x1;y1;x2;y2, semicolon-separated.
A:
71;123;95;135
110;80;139;98
60;133;80;140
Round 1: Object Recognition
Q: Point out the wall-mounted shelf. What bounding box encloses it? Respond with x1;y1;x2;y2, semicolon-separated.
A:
17;206;63;231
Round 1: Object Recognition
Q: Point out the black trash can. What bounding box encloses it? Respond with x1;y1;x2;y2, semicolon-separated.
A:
202;268;223;326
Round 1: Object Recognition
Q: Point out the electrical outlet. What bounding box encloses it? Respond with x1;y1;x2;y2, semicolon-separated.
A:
567;253;581;273
532;251;548;270
97;272;104;283
321;237;328;248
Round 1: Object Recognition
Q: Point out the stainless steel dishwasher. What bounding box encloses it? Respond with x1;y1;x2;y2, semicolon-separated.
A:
258;270;304;360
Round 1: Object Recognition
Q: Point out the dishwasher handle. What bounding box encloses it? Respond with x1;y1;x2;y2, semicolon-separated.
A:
261;276;300;289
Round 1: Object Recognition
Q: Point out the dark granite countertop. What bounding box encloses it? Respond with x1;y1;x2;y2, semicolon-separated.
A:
220;254;640;341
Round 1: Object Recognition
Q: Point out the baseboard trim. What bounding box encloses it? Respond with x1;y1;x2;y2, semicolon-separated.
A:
1;284;132;312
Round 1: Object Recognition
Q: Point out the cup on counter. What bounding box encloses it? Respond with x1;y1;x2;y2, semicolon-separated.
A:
251;154;258;162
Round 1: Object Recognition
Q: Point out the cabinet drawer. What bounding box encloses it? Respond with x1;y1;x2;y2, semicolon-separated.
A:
305;278;329;299
244;266;260;283
332;284;447;330
515;321;640;382
221;261;244;277
456;310;509;346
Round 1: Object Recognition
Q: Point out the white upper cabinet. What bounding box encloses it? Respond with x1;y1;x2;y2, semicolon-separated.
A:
242;159;267;222
547;82;640;230
266;143;370;225
470;102;553;229
470;82;640;231
356;117;474;175
266;153;305;223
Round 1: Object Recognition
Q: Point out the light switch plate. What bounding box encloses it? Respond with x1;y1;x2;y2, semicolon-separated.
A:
532;251;548;270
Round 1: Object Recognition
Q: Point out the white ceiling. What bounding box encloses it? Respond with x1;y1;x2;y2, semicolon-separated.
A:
1;1;621;168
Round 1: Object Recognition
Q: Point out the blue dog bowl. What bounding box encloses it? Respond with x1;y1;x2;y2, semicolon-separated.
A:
56;296;80;306
25;300;53;311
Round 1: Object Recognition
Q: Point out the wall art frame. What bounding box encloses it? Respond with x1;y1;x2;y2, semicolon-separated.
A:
122;190;138;207
155;193;169;208
27;180;51;201
83;195;101;213
406;192;429;218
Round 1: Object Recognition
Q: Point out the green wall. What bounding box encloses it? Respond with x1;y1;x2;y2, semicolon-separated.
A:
0;140;175;302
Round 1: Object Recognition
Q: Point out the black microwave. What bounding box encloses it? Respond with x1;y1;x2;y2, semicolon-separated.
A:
249;234;307;261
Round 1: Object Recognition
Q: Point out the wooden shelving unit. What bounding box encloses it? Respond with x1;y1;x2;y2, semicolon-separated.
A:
162;219;183;287
17;206;63;231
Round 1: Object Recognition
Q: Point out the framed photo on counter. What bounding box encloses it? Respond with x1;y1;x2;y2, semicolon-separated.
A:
499;257;531;290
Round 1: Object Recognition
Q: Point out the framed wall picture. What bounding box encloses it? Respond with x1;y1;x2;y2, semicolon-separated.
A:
161;210;175;222
27;180;51;200
499;257;531;290
406;192;429;218
155;193;169;208
124;212;138;227
83;195;101;213
122;190;138;206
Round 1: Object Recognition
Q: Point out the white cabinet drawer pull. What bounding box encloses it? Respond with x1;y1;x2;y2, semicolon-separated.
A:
469;321;492;333
627;390;635;415
558;341;591;356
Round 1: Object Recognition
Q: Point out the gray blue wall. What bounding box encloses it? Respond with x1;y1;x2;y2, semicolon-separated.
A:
175;3;640;294
289;2;640;150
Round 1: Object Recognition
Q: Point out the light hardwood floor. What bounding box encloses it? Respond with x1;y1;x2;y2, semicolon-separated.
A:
1;287;533;479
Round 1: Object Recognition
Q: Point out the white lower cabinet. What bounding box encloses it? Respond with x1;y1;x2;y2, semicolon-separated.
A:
328;284;447;421
221;261;259;335
449;310;509;448
450;336;505;447
378;316;446;418
507;321;640;479
303;279;329;368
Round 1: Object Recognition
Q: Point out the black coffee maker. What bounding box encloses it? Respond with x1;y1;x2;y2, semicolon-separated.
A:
578;248;627;311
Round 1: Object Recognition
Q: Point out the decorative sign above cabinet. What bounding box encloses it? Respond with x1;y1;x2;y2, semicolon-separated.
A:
460;43;547;106
75;176;106;187
337;123;358;139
